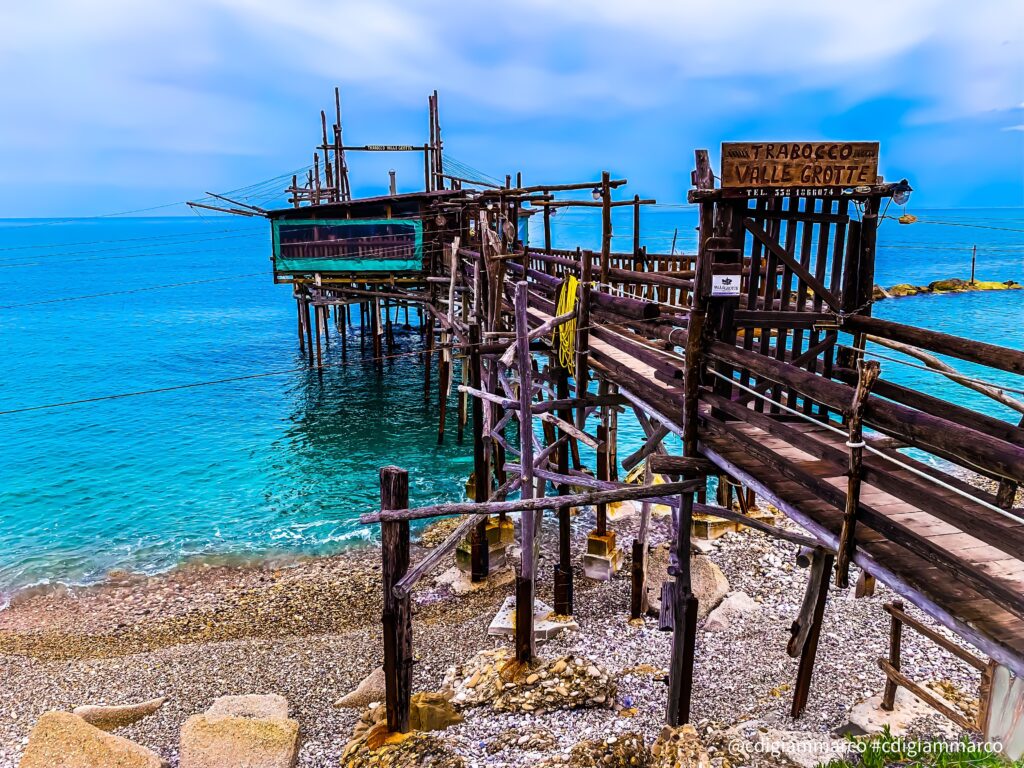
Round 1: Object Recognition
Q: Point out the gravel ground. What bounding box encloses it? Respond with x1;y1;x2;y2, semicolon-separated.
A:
0;506;982;767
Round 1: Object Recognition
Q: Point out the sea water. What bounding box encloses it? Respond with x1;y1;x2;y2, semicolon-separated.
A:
0;208;1020;601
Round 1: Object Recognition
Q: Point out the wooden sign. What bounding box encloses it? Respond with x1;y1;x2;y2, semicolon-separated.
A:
721;142;879;188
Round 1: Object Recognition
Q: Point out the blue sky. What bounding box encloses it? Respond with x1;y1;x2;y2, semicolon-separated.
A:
1;0;1022;215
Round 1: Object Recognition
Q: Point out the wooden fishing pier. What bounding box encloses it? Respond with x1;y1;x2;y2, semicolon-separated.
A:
208;91;1024;745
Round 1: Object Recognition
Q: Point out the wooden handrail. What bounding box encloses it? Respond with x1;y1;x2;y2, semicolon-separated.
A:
706;341;1024;483
360;478;703;524
842;314;1024;376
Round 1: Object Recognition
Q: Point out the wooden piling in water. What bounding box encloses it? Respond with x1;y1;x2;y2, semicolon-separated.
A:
424;313;435;402
438;328;451;444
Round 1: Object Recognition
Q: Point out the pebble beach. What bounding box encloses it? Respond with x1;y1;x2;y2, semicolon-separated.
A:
0;503;983;767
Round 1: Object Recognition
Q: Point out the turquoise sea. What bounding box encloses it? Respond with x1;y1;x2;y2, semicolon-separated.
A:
0;207;1021;604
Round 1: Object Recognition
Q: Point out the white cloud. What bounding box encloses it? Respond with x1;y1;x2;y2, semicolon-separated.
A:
207;0;1022;121
0;0;1020;208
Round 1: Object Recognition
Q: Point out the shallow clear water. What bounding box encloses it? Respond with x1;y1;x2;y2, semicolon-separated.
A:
0;208;1021;599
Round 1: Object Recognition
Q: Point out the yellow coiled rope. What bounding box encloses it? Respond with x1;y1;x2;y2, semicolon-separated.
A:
555;275;579;374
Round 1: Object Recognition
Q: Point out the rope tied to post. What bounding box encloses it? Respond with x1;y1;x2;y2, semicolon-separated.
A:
555;275;579;374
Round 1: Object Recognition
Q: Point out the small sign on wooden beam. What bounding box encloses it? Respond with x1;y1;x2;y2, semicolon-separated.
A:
721;142;879;188
711;273;741;297
710;263;742;298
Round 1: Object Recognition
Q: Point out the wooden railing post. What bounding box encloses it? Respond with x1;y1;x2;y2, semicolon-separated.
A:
881;599;904;711
574;250;593;428
632;194;641;260
996;415;1024;509
600;170;612;286
380;466;411;734
836;359;881;587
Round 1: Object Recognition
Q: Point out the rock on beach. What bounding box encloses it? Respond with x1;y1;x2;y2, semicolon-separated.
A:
19;711;168;768
72;696;168;732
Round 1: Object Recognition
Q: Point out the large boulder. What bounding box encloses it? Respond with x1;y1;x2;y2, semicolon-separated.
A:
646;545;729;618
19;711;168;768
848;687;958;739
928;278;969;293
204;694;289;720
73;696;168;732
409;692;463;732
335;667;386;709
340;728;465;768
704;591;759;632
550;732;650;767
886;283;925;297
443;648;616;713
180;694;299;768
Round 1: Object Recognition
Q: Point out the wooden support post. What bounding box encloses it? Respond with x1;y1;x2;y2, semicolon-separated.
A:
371;297;382;367
380;466;412;734
554;365;573;615
438;328;451;444
666;475;699;726
630;538;645;620
835;359;880;587
596;423;609;536
881;599;904;711
359;302;367;349
665;165;714;726
457;297;469;444
457;362;469;444
313;302;323;370
423;312;435;403
790;548;835;718
340;305;347;361
304;300;314;365
515;281;537;662
631;456;654;620
385;298;395;353
296;299;306;353
468;321;490;581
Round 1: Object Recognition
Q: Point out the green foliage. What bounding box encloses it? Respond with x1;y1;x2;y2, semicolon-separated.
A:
819;726;1021;768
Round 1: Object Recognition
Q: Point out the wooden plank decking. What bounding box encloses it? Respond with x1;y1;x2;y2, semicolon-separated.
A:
698;408;1024;677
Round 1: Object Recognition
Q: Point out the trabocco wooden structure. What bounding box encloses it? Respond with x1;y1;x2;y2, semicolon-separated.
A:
213;91;1024;745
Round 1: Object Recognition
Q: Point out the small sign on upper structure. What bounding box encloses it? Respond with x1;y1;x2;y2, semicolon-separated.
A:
721;142;879;188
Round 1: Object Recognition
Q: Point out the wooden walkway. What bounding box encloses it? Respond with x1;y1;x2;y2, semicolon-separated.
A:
698;408;1024;677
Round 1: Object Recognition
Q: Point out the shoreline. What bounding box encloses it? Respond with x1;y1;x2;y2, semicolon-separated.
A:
0;541;376;614
0;505;987;767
